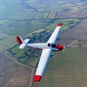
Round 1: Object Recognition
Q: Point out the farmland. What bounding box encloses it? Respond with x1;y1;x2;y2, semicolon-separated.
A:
33;48;87;87
0;53;34;87
0;0;87;87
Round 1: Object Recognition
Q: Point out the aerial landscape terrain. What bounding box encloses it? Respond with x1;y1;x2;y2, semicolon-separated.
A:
0;0;87;87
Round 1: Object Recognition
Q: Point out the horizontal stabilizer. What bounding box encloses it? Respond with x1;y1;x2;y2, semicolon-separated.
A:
19;39;30;49
16;36;23;45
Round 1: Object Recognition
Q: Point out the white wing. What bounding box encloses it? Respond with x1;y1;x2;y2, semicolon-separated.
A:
34;48;52;82
47;23;62;44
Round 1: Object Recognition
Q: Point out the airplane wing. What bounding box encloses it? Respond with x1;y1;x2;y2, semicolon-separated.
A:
47;23;62;44
34;48;52;82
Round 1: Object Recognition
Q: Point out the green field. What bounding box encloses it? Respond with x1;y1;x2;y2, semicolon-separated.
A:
0;18;80;55
25;28;45;37
28;58;38;66
0;33;16;52
45;19;80;31
0;44;8;52
0;20;8;24
35;48;87;87
0;0;81;37
11;46;28;57
0;0;87;87
0;35;16;48
43;12;49;18
0;33;8;39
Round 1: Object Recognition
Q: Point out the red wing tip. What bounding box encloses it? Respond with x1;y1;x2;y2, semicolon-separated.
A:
34;75;42;82
57;23;62;26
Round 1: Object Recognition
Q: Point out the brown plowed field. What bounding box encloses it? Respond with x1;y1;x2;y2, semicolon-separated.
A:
56;11;87;18
0;53;34;87
58;19;87;48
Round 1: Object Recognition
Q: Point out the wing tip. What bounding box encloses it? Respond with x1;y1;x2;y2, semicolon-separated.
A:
34;75;42;82
57;23;62;26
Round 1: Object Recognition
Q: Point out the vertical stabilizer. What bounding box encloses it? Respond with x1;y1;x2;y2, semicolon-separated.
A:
16;36;23;45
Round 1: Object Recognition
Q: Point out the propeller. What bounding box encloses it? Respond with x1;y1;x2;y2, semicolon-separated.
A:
63;46;66;52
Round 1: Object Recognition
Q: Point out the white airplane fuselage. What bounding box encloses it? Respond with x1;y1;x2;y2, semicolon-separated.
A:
27;43;48;50
27;43;63;51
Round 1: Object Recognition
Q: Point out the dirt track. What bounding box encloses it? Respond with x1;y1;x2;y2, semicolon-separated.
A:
0;53;34;87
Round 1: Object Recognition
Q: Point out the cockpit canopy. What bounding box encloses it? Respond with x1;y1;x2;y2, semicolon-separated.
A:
48;43;56;48
48;43;63;51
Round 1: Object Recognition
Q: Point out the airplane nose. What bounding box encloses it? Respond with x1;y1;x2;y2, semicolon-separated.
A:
56;45;63;51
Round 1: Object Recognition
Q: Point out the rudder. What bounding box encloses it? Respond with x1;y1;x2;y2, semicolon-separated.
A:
16;36;23;45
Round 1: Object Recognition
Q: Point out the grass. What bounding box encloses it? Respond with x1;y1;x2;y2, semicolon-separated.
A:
0;0;21;19
11;11;38;20
34;12;45;19
47;48;81;70
37;48;87;87
45;19;79;31
43;12;49;18
38;8;44;12
83;7;87;12
0;33;16;52
0;20;47;36
0;33;8;39
25;0;38;2
0;35;16;48
0;44;8;52
19;57;28;63
0;20;8;24
71;5;87;12
29;58;38;66
11;46;28;57
48;11;56;19
25;28;45;37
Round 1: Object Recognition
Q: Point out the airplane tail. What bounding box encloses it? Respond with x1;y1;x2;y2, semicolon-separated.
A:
16;36;30;49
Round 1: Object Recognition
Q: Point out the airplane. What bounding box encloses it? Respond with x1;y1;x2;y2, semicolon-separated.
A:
16;23;65;82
